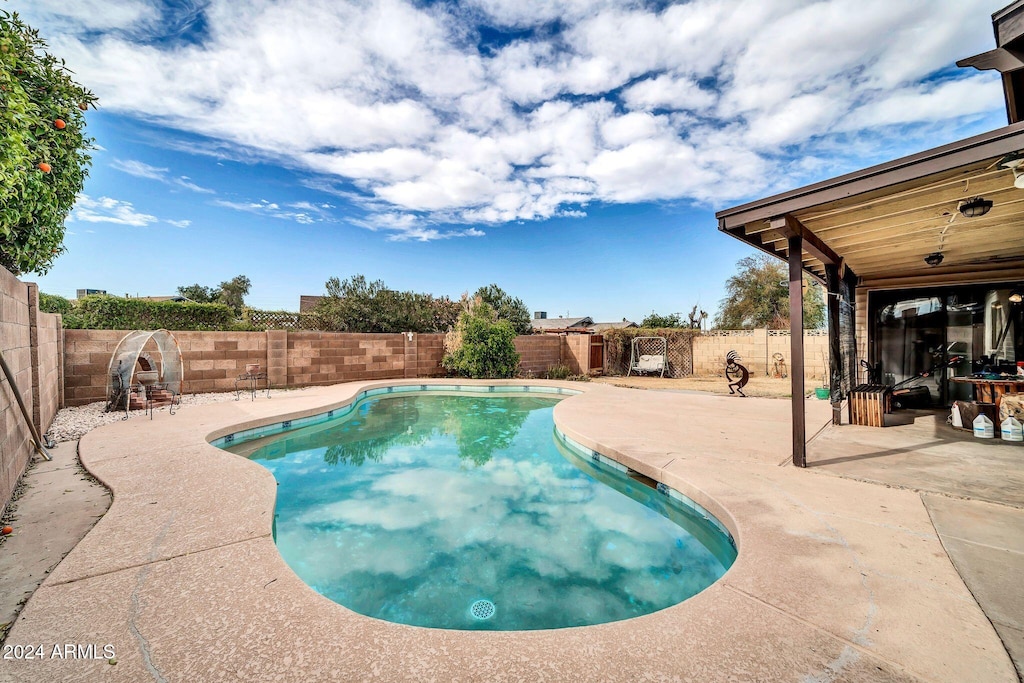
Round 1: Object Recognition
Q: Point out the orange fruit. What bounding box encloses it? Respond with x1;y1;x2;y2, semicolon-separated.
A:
1;526;12;535
78;102;89;111
54;119;66;129
38;162;51;173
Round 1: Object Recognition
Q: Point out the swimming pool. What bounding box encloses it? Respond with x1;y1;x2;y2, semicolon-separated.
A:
220;387;736;630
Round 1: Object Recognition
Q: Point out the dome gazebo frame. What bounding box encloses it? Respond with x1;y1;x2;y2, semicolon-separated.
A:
105;329;184;413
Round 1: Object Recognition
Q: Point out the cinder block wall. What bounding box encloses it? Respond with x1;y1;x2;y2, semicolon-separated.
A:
63;330;557;406
0;267;33;512
692;329;831;380
561;335;591;374
32;306;62;434
286;332;447;386
515;335;561;375
0;268;63;513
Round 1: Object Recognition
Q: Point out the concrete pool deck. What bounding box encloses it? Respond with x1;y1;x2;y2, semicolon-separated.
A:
1;380;1017;682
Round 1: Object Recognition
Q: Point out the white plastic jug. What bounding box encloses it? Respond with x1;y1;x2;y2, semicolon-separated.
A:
973;413;994;439
950;402;963;428
1001;416;1023;442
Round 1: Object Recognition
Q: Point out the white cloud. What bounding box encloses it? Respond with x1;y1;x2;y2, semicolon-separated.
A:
165;219;192;228
41;0;1004;233
111;159;216;194
70;195;158;227
212;198;323;224
110;158;167;181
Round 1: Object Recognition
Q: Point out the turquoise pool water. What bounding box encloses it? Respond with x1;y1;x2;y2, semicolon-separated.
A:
225;392;736;630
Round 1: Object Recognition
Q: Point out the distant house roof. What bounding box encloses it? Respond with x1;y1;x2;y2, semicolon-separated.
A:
589;320;638;333
299;295;322;313
531;316;592;332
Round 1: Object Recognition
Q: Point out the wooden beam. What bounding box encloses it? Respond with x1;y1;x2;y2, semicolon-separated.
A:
956;47;1024;73
770;214;842;268
789;234;807;468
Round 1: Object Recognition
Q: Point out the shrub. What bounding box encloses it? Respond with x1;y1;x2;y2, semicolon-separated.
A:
545;364;572;380
70;295;234;330
442;299;520;378
38;292;72;315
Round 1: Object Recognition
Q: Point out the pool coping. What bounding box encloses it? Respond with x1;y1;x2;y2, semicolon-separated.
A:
3;379;1016;682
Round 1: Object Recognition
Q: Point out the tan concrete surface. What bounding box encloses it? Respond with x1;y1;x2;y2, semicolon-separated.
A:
1;381;1016;682
923;494;1024;681
0;441;110;640
807;411;1024;508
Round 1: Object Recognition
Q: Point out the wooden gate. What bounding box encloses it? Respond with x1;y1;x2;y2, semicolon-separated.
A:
589;335;604;373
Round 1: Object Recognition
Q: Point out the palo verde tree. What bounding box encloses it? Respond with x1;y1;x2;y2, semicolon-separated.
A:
0;10;96;275
714;253;825;330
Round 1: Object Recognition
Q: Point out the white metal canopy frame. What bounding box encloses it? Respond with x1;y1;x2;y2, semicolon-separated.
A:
627;336;668;378
105;329;184;410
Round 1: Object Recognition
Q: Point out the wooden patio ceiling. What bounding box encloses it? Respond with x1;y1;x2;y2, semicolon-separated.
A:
716;123;1024;283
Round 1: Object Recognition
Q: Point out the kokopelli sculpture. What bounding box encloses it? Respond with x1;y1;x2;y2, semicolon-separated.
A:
726;350;749;397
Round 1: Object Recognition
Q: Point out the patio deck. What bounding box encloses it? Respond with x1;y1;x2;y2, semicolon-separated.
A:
808;410;1024;679
0;382;1017;682
807;409;1024;508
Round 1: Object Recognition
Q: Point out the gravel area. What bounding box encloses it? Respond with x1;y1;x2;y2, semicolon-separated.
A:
45;390;291;443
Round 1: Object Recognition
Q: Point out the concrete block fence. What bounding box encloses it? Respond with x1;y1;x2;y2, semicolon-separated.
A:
0;270;62;514
63;330;580;407
692;328;831;381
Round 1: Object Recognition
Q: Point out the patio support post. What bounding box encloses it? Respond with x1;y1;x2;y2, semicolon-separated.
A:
788;234;806;467
825;263;842;425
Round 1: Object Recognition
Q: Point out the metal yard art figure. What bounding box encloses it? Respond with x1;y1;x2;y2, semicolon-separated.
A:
726;350;750;397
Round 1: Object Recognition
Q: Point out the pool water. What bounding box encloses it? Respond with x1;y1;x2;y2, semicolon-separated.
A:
228;393;736;630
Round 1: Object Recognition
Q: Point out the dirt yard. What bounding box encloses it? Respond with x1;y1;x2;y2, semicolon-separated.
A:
591;374;830;400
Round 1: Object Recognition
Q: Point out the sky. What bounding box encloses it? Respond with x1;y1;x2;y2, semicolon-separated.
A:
11;0;1010;322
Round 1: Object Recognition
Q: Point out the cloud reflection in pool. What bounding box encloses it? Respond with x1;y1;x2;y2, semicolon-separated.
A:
238;394;734;630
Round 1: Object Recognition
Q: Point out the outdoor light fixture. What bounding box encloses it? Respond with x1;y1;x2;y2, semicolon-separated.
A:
958;196;993;218
998;151;1024;189
924;252;944;267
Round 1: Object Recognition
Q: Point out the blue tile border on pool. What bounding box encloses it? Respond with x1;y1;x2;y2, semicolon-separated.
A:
210;383;583;449
554;427;736;550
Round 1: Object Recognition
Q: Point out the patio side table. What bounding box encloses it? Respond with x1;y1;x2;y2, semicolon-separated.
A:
235;372;272;401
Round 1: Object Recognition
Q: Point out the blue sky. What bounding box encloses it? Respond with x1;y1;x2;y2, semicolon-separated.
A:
13;0;1009;322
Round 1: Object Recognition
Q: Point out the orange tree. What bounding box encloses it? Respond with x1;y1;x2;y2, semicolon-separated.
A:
0;9;95;275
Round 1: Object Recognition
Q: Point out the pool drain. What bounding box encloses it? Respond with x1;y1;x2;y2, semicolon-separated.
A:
470;599;496;620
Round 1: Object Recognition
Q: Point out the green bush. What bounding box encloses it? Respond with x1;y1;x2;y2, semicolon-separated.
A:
70;295;234;330
545;363;572;380
442;302;520;379
38;292;72;315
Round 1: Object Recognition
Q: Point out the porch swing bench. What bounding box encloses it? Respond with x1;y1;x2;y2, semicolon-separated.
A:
627;337;668;378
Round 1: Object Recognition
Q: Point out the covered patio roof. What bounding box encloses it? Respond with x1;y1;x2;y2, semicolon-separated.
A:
716;122;1024;284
